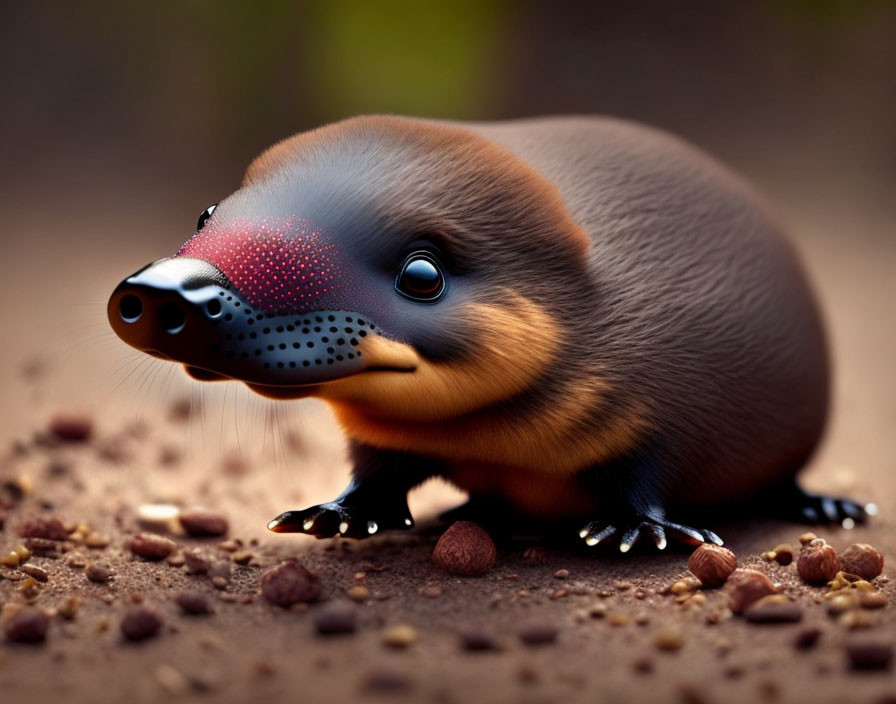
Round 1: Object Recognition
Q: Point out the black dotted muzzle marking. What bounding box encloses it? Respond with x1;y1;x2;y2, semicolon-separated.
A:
108;257;381;386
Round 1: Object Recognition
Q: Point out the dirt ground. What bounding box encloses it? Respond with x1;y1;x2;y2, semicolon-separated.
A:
0;166;895;704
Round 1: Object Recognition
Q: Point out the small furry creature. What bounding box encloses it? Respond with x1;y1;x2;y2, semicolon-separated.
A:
108;115;871;551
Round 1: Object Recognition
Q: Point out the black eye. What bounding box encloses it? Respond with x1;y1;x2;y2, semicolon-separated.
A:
197;204;217;231
395;252;445;302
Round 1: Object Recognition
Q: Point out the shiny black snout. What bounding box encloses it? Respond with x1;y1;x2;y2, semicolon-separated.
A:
108;257;374;386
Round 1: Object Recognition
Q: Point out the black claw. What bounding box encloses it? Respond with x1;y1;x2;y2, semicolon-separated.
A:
580;512;721;552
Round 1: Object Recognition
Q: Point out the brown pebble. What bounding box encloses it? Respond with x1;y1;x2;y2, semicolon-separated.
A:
518;621;557;646
726;569;777;613
688;543;737;587
860;592;888;609
120;607;162;641
4;606;49;643
84;533;110;549
19;563;48;582
19;516;68;541
260;560;321;606
840;544;884;581
85;562;113;583
432;521;496;576
553;568;570;579
652;625;684;651
346;585;370;602
313;601;357;635
798;532;817;545
460;629;498;652
179;508;229;537
845;636;893;670
794;626;822;650
175;593;214;615
361;666;412;693
420;585;442;598
381;624;418;649
771;544;794;566
744;599;803;624
49;413;93;442
58;597;79;620
24;537;58;555
128;532;176;560
183;549;210;574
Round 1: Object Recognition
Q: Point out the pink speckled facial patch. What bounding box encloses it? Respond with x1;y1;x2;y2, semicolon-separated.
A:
176;217;345;314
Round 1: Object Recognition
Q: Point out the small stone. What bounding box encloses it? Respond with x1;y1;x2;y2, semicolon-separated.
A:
840;544;884;581
343;585;368;602
432;521;496;576
84;533;110;549
840;610;876;630
175;593;213;615
827;593;858;615
217;539;240;552
184;549;210;574
179;508;229;537
771;544;794;566
798;532;817;545
381;624;418;649
211;576;228;590
652;625;684;651
420;585;442;598
632;655;654;673
24;537;58;555
459;629;498;652
231;550;253;565
49;413;93;442
137;504;180;532
120;607;162;641
4;606;49;643
128;533;176;560
518;621;557;646
845;637;892;670
153;664;190;695
18;577;41;599
669;577;701;595
608;612;631;626
553;569;570;579
860;592;888;609
313;601;357;635
18;563;48;582
794;626;822;650
19;516;68;541
361;666;412;693
589;604;608;619
1;550;20;567
726;569;777;613
260;560;321;606
744;597;803;624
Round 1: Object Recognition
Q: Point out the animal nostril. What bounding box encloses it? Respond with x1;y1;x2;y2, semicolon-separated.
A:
119;295;143;323
158;301;187;334
206;299;222;317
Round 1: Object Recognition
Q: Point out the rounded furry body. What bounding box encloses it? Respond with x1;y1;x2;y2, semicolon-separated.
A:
110;115;863;549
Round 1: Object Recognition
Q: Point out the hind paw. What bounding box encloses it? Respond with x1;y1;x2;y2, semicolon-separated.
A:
579;509;723;553
786;485;875;526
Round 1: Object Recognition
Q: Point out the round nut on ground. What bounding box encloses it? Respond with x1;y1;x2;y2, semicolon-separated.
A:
313;601;358;635
432;521;496;576
120;607;162;641
175;592;214;615
4;606;49;643
839;544;883;581
652;625;684;651
771;544;794;566
797;541;840;583
260;560;321;606
687;544;737;587
179;508;229;537
49;413;93;442
845;636;893;670
744;596;803;624
726;569;777;613
19;516;68;541
128;533;176;560
518;621;558;646
381;624;418;649
85;562;113;583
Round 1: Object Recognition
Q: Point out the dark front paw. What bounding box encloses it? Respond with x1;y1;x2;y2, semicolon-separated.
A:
771;481;875;526
579;508;723;553
267;500;414;539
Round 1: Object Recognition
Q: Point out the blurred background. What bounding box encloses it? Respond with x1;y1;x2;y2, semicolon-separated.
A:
0;1;894;514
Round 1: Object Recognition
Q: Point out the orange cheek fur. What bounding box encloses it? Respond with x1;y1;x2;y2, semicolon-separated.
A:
318;293;648;478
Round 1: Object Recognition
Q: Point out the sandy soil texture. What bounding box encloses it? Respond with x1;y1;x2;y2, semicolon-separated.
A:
0;184;894;704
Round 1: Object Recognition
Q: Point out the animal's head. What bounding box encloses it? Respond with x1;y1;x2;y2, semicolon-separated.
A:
108;116;591;422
